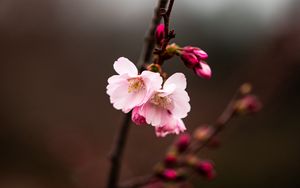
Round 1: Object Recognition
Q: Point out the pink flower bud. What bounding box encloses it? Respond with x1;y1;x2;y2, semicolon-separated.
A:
176;134;191;152
182;46;208;60
155;24;165;45
235;95;262;114
131;107;146;125
180;52;199;68
164;153;177;166
163;169;177;181
193;48;208;60
193;61;212;79
196;161;216;180
193;125;214;141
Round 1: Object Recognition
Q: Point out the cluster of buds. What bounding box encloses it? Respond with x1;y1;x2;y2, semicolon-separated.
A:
155;132;217;183
155;24;212;79
178;46;211;79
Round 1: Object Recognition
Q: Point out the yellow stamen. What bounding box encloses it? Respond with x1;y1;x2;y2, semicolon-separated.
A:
150;93;172;109
128;77;144;93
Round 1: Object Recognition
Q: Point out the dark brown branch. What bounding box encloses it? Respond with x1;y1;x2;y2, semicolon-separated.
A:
161;0;175;51
155;0;176;65
107;1;170;188
138;0;169;67
107;113;132;188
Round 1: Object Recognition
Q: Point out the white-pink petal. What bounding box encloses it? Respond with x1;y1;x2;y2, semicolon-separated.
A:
164;73;187;90
171;92;191;118
113;57;138;76
155;118;186;137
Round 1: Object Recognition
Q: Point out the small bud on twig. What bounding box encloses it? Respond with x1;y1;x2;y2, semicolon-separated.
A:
235;95;262;115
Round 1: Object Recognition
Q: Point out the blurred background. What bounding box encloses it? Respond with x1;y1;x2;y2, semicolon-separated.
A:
0;0;300;187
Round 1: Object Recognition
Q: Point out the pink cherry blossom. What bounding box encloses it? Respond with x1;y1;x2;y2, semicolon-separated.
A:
106;57;163;113
138;73;191;127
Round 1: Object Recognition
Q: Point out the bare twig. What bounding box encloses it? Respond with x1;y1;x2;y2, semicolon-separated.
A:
138;0;169;68
107;113;132;188
155;0;176;65
188;90;240;154
161;0;175;51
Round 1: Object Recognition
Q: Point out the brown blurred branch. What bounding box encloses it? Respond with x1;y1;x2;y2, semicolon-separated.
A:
107;1;169;188
187;90;239;154
161;0;175;52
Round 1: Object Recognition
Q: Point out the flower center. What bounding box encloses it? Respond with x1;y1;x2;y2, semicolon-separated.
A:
150;93;172;109
127;77;145;93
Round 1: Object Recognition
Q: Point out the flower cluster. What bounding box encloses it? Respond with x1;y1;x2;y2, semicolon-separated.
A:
107;57;191;137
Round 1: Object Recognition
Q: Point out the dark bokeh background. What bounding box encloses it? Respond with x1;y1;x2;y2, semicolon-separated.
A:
1;0;300;187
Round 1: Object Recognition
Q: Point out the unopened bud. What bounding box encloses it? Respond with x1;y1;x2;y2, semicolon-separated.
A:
185;155;198;166
240;83;252;95
176;134;191;152
196;160;216;180
193;61;212;79
164;153;177;166
162;169;177;181
193;48;208;60
182;46;208;60
155;24;165;45
194;125;214;141
180;52;199;68
235;95;262;114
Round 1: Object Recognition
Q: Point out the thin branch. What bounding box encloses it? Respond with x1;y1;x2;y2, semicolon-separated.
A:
107;113;132;188
138;0;169;68
107;1;170;188
188;90;239;154
161;0;175;51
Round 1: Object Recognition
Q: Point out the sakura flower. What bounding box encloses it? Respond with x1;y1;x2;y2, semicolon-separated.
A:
155;117;186;137
138;72;191;127
106;57;162;113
